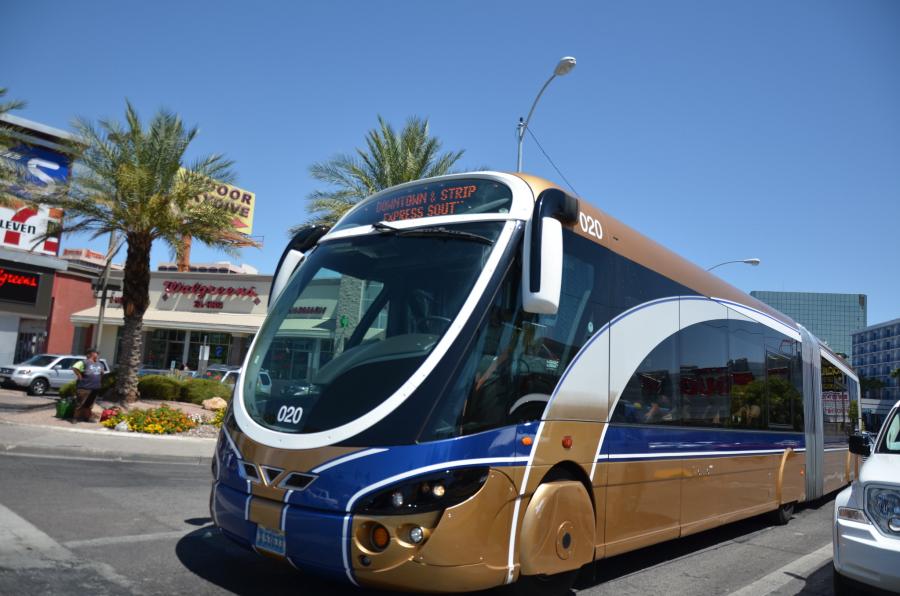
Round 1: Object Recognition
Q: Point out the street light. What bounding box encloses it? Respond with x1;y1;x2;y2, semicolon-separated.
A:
516;56;577;172
707;258;761;272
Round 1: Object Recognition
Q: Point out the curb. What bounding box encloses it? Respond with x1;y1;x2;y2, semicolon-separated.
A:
0;418;218;443
0;419;216;464
0;442;212;465
0;402;57;412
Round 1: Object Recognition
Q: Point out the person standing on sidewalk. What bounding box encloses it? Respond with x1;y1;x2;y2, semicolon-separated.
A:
72;349;104;422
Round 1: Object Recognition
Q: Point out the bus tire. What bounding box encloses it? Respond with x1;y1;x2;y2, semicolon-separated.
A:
771;501;795;525
509;567;579;596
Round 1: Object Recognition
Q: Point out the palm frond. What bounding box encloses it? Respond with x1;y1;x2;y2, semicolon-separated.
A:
299;115;465;228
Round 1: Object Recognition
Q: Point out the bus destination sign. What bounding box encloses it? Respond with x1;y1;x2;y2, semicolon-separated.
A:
333;178;513;231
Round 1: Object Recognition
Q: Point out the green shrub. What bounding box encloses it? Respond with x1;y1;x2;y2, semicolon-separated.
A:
59;381;76;399
180;378;231;405
137;375;184;401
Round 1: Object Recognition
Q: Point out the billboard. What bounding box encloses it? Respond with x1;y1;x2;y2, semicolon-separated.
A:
189;177;256;235
0;142;70;255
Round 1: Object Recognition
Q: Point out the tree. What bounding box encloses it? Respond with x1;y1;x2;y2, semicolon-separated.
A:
294;115;465;230
0;87;28;203
35;101;255;402
0;86;26;133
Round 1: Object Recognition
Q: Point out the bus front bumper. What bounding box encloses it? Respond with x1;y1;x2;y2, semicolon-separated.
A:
210;469;517;592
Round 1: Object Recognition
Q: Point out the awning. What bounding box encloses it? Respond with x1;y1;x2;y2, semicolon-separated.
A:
70;306;265;335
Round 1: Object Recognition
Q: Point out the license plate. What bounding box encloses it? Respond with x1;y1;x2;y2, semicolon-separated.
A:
255;525;286;556
0;376;8;383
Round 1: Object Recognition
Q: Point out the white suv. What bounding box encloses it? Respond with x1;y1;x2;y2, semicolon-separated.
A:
0;354;110;396
833;399;900;594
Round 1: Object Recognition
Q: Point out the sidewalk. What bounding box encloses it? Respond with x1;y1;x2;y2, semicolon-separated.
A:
0;419;216;464
0;390;217;464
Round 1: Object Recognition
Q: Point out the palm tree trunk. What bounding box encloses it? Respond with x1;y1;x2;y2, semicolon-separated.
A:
114;232;153;403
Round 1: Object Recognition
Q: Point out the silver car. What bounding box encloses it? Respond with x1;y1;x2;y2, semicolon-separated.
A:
0;354;110;396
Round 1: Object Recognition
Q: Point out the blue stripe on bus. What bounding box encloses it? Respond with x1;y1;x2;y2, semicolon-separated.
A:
599;424;804;461
213;482;257;547
281;506;348;581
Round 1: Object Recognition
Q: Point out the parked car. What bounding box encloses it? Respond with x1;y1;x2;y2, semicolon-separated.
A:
833;399;900;594
0;354;110;396
201;365;271;395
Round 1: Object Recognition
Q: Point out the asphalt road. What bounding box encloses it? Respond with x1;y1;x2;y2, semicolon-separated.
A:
0;451;855;596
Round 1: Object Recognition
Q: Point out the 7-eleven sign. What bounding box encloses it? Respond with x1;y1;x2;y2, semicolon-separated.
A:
0;203;63;256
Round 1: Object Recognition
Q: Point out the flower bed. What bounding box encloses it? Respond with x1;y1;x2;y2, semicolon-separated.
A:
101;403;199;434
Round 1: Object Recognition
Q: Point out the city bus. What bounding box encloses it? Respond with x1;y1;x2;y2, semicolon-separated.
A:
209;172;860;594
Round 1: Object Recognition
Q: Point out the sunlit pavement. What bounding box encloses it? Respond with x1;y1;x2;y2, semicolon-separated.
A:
0;450;850;596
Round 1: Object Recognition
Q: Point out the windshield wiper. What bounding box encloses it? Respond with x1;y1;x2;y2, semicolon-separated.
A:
371;222;494;245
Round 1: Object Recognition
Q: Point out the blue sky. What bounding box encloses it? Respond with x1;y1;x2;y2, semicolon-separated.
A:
5;1;899;325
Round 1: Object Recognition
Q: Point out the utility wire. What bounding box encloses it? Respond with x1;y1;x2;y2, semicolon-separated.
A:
525;125;579;196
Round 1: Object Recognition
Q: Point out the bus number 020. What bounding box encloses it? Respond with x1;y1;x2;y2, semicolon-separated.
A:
579;213;603;240
277;405;303;425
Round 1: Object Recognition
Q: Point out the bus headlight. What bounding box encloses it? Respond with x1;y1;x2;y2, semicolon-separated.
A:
867;487;900;536
356;467;490;515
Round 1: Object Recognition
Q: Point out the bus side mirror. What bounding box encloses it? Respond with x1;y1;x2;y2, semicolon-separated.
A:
522;189;578;315
848;433;871;457
269;225;329;312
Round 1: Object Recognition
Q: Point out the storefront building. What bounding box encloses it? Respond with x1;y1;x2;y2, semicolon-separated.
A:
69;265;352;385
0;114;94;363
71;268;274;370
0;248;66;363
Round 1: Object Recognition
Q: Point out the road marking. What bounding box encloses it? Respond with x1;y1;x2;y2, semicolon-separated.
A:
0;502;138;591
727;543;832;596
63;530;188;549
0;502;73;569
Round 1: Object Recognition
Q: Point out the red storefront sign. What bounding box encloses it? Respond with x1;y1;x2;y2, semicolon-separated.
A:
161;281;261;305
0;266;41;305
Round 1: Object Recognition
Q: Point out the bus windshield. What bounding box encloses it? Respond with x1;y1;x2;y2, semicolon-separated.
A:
242;221;505;435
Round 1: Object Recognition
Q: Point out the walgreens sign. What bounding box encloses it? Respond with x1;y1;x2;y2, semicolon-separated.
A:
162;281;261;304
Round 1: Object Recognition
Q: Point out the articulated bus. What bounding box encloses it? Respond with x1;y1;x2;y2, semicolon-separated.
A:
210;172;860;594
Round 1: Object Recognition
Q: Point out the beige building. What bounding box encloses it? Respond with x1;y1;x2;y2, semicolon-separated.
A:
70;265;343;379
71;267;272;370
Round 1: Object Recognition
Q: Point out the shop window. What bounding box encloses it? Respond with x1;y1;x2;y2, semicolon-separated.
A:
144;329;186;369
188;332;231;368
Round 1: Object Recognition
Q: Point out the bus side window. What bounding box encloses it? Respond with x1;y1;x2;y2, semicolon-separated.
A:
612;335;680;425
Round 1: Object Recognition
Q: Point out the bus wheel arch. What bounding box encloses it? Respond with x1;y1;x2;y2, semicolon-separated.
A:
517;463;595;588
539;462;595;516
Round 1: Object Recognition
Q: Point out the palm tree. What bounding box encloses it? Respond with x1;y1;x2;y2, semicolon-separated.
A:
0;86;26;132
0;87;27;203
35;101;255;402
294;115;465;230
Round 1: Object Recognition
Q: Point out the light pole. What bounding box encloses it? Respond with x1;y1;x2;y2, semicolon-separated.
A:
707;258;761;272
516;56;577;172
